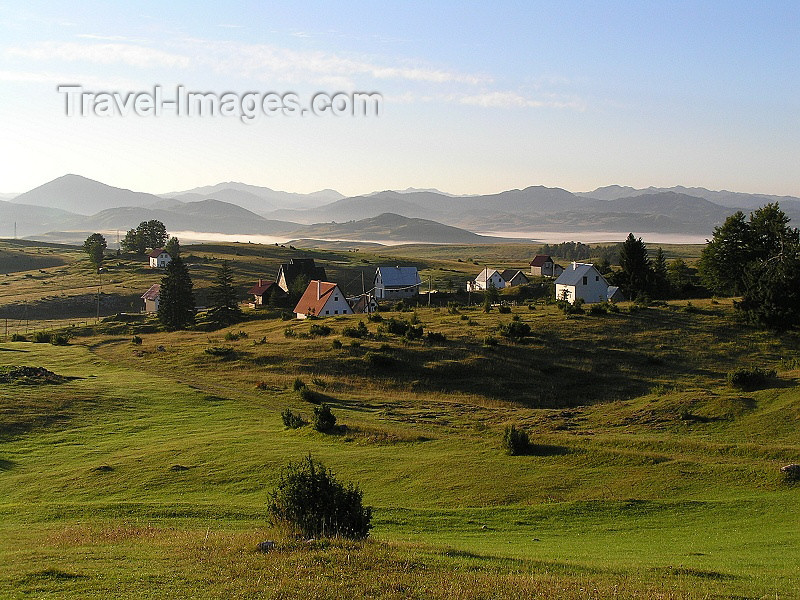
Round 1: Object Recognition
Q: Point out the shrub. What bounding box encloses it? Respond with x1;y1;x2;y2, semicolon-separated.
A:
32;331;52;344
300;387;325;404
588;303;607;315
342;321;369;338
284;327;296;338
204;345;237;359
281;409;307;429
10;333;26;342
365;351;394;369
313;403;337;432
367;313;382;322
225;330;248;341
727;366;776;391
483;335;498;347
331;339;343;349
683;302;700;314
280;311;293;321
131;335;143;345
292;377;306;391
404;325;424;340
498;305;511;314
384;317;410;336
498;321;531;342
50;333;71;346
309;324;332;337
425;331;446;344
503;425;530;455
267;455;372;539
447;302;461;315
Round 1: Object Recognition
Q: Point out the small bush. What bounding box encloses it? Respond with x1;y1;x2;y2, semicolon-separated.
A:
498;321;531;342
342;321;368;338
309;324;332;337
32;331;52;344
404;325;424;340
588;303;607;316
683;302;700;314
313;403;337;432
280;311;293;321
447;302;461;315
284;327;296;338
204;346;237;359
281;409;307;429
10;333;27;342
503;425;530;455
365;351;395;368
425;331;447;344
384;317;410;336
727;366;776;391
267;455;372;539
331;339;343;349
131;335;143;345
300;387;325;404
50;333;71;346
367;313;383;323
225;330;248;341
483;335;498;347
292;377;306;391
498;305;511;314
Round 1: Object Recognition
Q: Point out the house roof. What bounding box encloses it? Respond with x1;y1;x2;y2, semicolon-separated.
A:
475;268;501;283
554;262;607;286
293;280;341;316
530;255;553;267
376;266;421;287
148;248;168;259
501;269;528;282
248;280;279;295
607;286;625;301
141;283;160;300
278;258;327;285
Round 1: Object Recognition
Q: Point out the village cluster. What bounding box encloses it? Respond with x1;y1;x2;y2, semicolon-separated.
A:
139;248;625;319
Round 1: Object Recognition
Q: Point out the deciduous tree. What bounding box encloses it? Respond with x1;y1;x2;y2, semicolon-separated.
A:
82;233;107;271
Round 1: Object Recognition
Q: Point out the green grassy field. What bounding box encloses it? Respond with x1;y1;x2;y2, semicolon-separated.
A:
1;240;799;598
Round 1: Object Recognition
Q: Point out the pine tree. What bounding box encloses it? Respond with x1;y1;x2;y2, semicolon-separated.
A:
164;236;181;259
157;256;195;331
208;261;242;326
619;233;652;299
698;211;751;295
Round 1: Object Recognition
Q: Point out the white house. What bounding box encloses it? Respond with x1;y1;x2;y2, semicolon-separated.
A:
467;268;506;291
374;266;422;299
554;262;609;304
141;284;160;312
148;248;172;269
293;280;353;319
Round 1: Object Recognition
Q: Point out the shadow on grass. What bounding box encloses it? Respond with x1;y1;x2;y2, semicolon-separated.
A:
0;458;16;471
0;346;28;352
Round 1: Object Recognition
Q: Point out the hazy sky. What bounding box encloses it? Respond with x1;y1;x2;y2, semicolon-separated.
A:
1;1;798;197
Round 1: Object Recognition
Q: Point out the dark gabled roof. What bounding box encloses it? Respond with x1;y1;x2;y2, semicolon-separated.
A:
148;248;169;259
375;266;421;287
530;255;553;267
248;279;283;296
278;258;327;284
141;283;160;300
500;269;528;282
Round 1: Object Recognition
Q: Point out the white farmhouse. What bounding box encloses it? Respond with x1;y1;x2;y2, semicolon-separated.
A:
293;280;353;319
374;266;422;299
467;268;506;291
554;262;609;304
148;248;172;269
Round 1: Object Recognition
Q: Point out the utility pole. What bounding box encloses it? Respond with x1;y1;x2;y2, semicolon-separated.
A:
96;270;101;323
428;276;432;307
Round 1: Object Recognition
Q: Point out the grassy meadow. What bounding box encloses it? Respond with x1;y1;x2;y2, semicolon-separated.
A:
1;239;799;598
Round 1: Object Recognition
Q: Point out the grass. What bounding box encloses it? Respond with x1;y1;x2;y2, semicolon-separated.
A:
0;240;798;598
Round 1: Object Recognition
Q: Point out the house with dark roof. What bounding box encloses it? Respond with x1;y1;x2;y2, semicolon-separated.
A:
500;269;529;287
148;248;171;269
554;262;609;304
607;286;626;303
374;266;422;299
247;279;286;307
467;268;506;291
141;284;161;312
277;258;327;293
530;255;563;277
293;280;353;319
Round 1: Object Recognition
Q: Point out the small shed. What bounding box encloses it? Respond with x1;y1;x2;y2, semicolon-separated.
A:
607;286;626;303
530;255;563;277
500;269;530;287
141;284;161;313
247;279;286;307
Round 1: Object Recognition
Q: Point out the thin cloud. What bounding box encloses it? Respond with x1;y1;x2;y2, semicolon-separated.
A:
458;91;585;110
7;41;190;69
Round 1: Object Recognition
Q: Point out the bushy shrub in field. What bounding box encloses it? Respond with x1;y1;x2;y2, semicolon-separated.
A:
309;324;332;337
342;321;368;338
502;425;530;456
498;321;531;342
10;333;26;342
267;455;372;539
32;331;52;343
281;409;307;429
313;403;337;432
727;366;776;391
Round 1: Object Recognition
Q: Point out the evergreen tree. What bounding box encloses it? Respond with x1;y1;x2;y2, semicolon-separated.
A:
164;236;181;259
667;258;694;296
698;211;751;295
82;233;107;271
652;247;671;298
619;233;652;299
157;256;195;331
208;261;242;326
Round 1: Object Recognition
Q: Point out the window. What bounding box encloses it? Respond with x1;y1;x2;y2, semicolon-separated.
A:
325;310;329;315
596;276;599;281
334;310;338;314
582;276;587;285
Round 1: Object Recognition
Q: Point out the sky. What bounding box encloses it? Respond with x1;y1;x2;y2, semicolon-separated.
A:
0;1;798;197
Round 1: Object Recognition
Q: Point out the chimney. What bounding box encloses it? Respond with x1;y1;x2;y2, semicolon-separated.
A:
258;279;263;287
572;262;577;270
316;280;320;300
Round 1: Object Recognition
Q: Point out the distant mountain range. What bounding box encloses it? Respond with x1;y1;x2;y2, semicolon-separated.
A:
3;174;799;245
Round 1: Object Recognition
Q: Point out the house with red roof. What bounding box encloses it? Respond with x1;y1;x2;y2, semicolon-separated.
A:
148;248;172;269
141;284;161;312
530;255;563;277
247;279;286;307
293;280;353;319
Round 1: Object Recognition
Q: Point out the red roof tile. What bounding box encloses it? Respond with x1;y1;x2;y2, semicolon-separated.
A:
293;280;339;316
